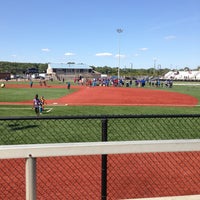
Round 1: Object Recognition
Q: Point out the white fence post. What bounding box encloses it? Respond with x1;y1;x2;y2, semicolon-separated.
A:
26;155;36;200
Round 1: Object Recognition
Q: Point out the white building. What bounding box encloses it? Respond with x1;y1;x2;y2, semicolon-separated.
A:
164;70;200;81
47;63;93;75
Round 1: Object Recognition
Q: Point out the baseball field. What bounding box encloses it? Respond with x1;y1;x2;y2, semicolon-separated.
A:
0;80;200;116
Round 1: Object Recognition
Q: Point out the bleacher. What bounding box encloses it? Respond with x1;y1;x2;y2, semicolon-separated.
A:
164;70;200;81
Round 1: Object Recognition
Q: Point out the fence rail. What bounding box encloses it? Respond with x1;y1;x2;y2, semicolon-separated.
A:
1;140;200;159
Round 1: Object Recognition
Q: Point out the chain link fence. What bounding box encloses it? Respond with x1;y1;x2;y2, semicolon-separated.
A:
0;114;200;199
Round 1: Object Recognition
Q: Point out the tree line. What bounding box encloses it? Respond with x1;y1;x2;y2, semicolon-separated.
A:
91;65;169;77
0;61;199;77
0;61;47;75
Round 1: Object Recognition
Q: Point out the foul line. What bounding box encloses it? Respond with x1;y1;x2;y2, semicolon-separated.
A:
46;108;53;113
0;107;54;110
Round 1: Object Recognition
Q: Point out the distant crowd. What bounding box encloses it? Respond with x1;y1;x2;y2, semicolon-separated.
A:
148;79;173;88
73;76;173;88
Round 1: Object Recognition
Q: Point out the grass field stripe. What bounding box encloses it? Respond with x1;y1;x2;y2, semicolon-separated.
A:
0;107;32;110
0;107;54;110
46;108;53;113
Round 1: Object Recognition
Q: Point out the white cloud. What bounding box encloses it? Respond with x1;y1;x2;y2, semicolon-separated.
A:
164;35;176;40
41;48;50;52
64;52;75;56
95;52;112;57
139;48;148;51
115;54;126;58
134;53;139;57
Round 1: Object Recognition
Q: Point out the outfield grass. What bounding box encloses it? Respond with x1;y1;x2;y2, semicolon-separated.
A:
0;87;76;102
1;105;200;117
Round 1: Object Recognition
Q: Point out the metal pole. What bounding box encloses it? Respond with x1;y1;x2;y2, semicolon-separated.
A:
117;28;123;86
153;58;157;76
130;63;133;76
26;155;37;200
101;118;108;200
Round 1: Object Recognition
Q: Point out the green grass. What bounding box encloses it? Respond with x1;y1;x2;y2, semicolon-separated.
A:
0;102;200;117
0;80;75;102
0;112;199;145
165;84;200;100
0;88;76;102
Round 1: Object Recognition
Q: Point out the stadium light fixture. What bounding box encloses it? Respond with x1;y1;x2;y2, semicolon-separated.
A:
116;28;123;85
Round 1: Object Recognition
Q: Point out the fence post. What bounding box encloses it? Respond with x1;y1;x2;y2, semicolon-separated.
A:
26;155;37;200
101;118;108;200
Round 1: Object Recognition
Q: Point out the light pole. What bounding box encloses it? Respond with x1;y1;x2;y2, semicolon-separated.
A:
157;64;161;77
153;58;157;76
130;63;133;76
116;28;123;85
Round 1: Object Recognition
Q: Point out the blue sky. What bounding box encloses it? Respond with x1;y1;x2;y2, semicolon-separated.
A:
0;0;199;69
